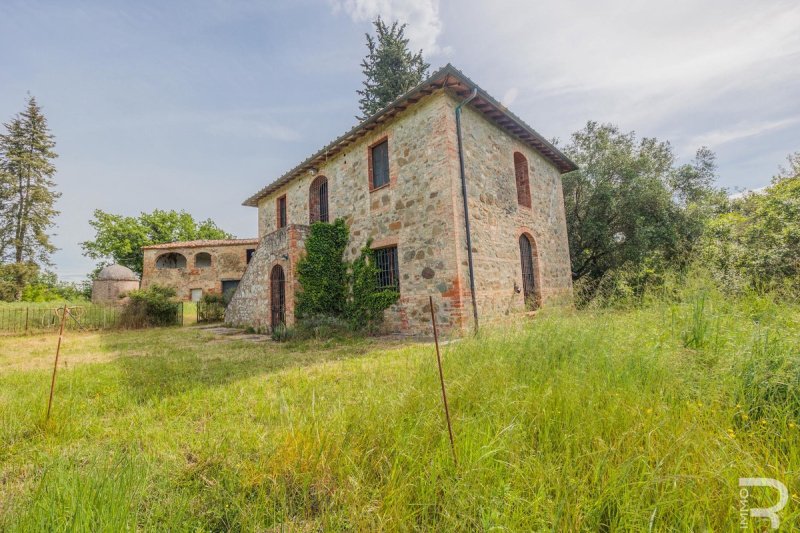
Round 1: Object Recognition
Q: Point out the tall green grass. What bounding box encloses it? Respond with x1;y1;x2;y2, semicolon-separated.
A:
1;290;799;530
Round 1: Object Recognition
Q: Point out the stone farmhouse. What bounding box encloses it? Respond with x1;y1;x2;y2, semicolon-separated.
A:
225;64;576;335
141;239;258;301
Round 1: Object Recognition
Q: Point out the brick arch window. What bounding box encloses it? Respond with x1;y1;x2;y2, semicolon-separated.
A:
514;152;532;208
309;175;329;223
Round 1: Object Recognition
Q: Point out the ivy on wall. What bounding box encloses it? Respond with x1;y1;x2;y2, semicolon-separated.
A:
295;219;349;319
295;219;399;330
347;241;400;330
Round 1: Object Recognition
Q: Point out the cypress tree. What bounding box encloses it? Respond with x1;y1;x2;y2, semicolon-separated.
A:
357;17;429;120
0;96;60;299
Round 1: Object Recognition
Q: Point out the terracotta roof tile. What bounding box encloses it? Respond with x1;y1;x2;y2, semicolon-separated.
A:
143;238;258;250
242;63;577;207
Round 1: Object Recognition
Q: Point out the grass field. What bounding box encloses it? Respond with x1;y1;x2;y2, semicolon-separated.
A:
1;290;800;530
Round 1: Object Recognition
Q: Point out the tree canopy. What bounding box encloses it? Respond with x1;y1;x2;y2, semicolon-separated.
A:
81;209;233;275
561;122;723;301
700;153;800;296
357;17;429;120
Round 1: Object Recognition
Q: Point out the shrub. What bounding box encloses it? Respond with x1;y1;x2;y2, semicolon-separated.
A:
120;285;181;328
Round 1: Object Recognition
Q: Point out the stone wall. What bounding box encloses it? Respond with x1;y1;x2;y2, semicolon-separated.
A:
458;103;574;322
255;92;467;335
244;89;573;335
141;242;257;300
225;225;308;329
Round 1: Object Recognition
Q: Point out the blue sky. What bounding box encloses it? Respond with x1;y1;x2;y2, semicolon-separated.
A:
1;0;798;281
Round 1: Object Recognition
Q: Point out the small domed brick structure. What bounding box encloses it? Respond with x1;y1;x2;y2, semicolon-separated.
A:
92;264;140;305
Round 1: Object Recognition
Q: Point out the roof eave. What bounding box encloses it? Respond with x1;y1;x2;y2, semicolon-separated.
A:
243;64;577;207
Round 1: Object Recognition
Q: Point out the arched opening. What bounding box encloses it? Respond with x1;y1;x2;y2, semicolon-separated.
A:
195;252;212;268
155;252;187;269
270;264;286;328
309;175;329;223
518;234;539;309
514;152;532;208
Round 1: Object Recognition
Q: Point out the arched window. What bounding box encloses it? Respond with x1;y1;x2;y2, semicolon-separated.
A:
514;152;532;208
270;264;286;328
518;234;538;309
155;252;187;269
195;252;211;268
309;175;329;223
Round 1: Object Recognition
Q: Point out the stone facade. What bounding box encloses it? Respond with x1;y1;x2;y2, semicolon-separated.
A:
459;104;574;324
227;69;574;336
225;225;308;329
141;239;258;301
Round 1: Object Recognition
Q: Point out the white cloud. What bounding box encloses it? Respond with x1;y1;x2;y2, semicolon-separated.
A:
688;117;800;149
445;0;800;130
329;0;447;54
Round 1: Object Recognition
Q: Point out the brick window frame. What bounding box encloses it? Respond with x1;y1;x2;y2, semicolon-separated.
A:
514;152;532;209
309;175;329;223
276;194;287;229
368;136;391;191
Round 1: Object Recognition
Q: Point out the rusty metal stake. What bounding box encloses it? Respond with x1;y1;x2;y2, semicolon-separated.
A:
46;304;68;422
429;295;457;466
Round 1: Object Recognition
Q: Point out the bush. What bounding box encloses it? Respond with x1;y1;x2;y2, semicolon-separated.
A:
120;285;181;328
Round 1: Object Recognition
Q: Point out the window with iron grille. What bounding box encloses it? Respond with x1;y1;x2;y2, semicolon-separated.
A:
277;195;287;228
309;176;329;223
519;234;538;309
370;140;390;189
374;246;399;289
514;152;532;208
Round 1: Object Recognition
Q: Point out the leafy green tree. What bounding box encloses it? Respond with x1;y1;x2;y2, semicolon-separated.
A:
0;96;60;299
357;17;429;119
562;122;721;301
701;160;800;296
81;209;233;275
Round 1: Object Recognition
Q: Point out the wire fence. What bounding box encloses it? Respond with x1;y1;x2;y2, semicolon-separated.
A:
0;303;184;335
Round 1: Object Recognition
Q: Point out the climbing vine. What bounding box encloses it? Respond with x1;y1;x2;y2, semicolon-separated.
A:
295;219;399;331
295;219;349;319
347;240;399;330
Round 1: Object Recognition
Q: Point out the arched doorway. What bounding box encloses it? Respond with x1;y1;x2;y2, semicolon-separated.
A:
270;265;286;328
519;234;538;309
